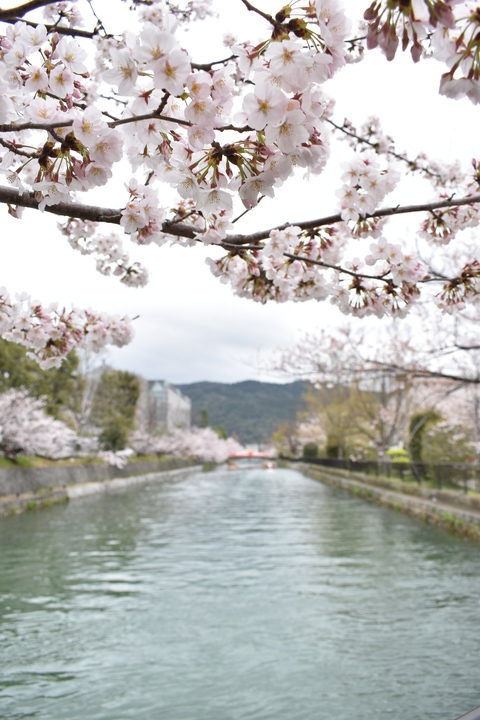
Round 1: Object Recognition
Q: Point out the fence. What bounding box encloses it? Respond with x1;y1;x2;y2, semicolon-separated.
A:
282;456;480;493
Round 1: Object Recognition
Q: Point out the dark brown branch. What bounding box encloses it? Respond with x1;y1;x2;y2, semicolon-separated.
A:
1;16;99;38
0;112;252;134
0;186;123;223
239;0;276;25
192;55;237;70
223;194;480;245
0;185;198;238
0;138;40;158
0;112;191;134
1;185;480;244
0;0;54;19
283;252;392;283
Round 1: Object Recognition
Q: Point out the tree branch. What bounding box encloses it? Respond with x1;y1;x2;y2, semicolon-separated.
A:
367;360;480;386
283;252;391;283
1;186;480;250
1;16;100;38
0;111;250;134
223;194;480;244
0;0;55;19
0;185;199;239
327;118;444;182
239;0;276;26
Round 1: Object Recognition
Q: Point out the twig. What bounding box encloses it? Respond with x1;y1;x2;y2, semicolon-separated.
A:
327;118;444;182
239;0;276;25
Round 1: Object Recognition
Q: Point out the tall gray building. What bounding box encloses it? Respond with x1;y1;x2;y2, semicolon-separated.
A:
137;380;191;434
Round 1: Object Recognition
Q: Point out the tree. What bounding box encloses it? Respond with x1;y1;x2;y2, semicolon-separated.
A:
90;369;141;449
408;409;442;463
130;426;245;463
0;338;83;422
0;388;77;459
0;1;478;368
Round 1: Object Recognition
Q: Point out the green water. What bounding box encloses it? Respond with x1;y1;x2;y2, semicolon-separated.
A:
0;467;479;720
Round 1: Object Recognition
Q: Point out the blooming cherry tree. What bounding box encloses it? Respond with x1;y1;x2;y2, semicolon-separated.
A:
0;387;77;459
130;426;245;463
0;0;478;366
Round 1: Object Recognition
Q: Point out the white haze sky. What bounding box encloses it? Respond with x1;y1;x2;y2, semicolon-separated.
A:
1;0;477;383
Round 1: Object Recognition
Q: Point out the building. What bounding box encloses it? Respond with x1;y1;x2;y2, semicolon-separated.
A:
137;380;191;434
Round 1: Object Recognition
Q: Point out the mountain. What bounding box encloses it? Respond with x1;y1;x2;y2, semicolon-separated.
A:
177;380;312;445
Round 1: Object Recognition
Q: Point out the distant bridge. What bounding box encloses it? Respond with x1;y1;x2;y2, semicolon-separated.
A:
227;452;277;461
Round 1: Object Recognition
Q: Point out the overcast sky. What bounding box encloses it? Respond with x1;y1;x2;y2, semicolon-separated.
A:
2;1;477;384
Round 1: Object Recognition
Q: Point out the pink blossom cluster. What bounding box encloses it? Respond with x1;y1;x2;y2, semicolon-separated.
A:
99;448;135;468
363;1;480;104
0;287;133;368
120;179;167;246
338;151;399;223
208;223;423;317
0;388;77;459
336;116;464;189
61;218;148;287
0;24;127;208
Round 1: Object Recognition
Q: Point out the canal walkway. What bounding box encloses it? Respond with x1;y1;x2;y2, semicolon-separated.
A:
300;463;480;541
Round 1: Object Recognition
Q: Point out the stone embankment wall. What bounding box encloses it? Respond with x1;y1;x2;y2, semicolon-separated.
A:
300;463;480;541
0;458;200;517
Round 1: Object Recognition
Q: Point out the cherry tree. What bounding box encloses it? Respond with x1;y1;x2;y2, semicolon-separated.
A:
130;426;245;462
0;387;77;458
0;0;478;368
272;313;480;458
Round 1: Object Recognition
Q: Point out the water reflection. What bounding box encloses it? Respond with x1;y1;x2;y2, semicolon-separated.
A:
0;467;479;720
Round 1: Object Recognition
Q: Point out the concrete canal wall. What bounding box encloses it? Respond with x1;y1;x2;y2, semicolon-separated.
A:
300;463;480;541
0;459;201;517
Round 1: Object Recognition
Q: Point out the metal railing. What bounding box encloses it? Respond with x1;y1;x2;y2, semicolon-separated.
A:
282;456;480;493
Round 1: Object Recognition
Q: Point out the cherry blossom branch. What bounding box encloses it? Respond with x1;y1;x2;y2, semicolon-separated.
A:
192;55;237;70
0;186;123;223
0;138;41;158
0;112;250;134
366;360;480;386
224;194;480;244
0;0;55;19
1;17;101;38
327;118;444;182
283;252;391;283
0;185;198;238
1;186;480;247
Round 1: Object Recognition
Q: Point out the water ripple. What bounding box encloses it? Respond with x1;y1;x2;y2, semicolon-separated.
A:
1;468;480;720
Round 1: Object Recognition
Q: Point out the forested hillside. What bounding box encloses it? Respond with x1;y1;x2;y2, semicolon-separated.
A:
177;380;312;445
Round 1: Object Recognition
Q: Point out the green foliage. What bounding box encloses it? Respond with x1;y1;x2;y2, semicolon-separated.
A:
99;418;130;451
386;447;409;463
198;408;209;428
91;369;140;442
271;422;301;456
421;423;476;464
0;338;83;423
408;410;442;462
214;425;227;439
326;438;344;459
303;442;319;459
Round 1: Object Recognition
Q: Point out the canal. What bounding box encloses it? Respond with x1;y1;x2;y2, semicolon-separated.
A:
1;466;479;720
